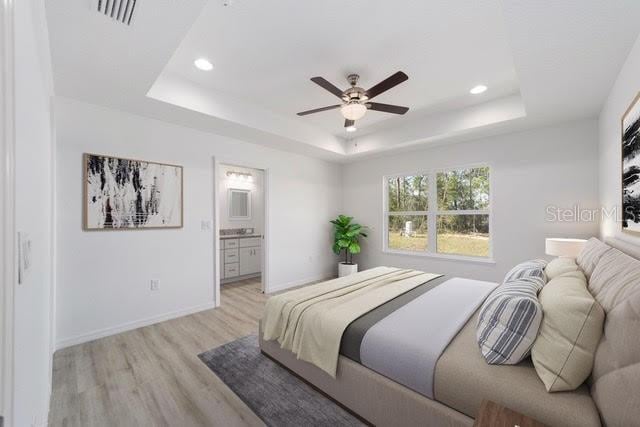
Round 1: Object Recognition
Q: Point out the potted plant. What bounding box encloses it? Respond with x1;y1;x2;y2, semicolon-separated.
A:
330;215;368;277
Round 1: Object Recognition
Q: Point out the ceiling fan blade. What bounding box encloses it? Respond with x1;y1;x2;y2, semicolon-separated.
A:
344;119;355;128
297;105;341;116
310;77;345;98
367;102;409;115
365;71;408;100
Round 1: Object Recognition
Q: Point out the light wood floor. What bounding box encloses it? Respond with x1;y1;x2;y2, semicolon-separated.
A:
49;278;269;427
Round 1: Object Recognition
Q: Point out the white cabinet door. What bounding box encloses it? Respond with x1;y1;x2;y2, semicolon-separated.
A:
239;247;261;276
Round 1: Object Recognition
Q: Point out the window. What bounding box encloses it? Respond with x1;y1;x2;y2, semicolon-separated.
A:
436;167;490;257
386;175;428;252
384;166;491;260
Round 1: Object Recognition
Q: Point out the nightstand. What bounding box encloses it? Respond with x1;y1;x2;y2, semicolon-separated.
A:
474;400;547;427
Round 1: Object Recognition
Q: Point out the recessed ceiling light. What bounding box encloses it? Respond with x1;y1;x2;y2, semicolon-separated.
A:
194;58;213;71
346;126;357;132
470;85;487;95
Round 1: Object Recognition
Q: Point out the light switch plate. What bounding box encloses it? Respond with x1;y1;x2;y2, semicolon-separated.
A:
150;279;160;291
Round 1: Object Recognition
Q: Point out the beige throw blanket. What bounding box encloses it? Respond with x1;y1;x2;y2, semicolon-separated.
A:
262;267;441;377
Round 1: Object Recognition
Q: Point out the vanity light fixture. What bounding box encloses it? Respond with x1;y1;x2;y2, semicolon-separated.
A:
226;171;253;181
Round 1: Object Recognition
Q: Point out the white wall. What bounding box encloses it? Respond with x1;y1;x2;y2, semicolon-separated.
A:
599;33;640;245
55;97;342;348
342;120;600;282
219;164;264;234
14;0;54;425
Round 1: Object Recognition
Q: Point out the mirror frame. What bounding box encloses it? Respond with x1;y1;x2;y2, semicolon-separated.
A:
228;188;252;221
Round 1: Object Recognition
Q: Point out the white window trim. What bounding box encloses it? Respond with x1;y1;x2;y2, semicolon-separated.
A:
382;164;494;263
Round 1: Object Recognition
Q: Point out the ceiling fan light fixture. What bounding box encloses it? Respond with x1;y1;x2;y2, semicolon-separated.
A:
341;102;367;121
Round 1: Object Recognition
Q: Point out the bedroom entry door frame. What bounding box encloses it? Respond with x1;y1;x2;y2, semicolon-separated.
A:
1;0;16;423
212;157;270;306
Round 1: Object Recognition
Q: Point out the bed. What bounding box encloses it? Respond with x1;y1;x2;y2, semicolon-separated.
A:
259;237;640;427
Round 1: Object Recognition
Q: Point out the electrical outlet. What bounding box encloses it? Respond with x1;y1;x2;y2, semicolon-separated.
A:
150;279;160;291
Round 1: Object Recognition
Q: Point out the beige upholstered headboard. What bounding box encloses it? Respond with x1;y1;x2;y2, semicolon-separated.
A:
588;236;640;426
603;236;640;260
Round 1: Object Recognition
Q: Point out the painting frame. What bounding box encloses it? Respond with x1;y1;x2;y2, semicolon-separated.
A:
83;153;184;231
621;92;640;234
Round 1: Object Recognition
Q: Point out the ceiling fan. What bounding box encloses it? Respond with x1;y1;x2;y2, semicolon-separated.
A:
297;71;410;129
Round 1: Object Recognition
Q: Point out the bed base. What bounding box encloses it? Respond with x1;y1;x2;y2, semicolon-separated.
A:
259;332;473;427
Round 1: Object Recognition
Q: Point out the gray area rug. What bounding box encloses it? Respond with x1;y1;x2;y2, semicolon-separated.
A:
198;335;366;427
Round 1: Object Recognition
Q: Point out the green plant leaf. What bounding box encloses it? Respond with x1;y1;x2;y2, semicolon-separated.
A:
338;215;352;224
331;215;367;258
337;239;350;248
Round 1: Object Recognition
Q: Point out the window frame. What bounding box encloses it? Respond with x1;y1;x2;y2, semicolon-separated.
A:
382;163;494;263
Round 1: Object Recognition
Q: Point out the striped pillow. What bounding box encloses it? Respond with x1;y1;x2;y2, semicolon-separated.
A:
503;259;548;284
476;260;547;364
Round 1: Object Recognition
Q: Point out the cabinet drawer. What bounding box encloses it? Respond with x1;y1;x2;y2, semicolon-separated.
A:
224;263;239;278
224;248;239;263
239;237;261;248
223;239;239;249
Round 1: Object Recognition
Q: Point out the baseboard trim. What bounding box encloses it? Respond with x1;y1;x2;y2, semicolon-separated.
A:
221;272;260;285
55;301;216;350
267;274;334;294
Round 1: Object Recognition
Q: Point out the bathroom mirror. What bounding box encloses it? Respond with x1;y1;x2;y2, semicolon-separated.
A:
229;189;251;220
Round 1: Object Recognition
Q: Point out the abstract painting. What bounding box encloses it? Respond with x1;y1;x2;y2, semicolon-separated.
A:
84;153;183;230
622;93;640;233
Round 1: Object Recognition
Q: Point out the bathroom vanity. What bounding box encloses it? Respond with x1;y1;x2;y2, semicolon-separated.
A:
220;234;262;283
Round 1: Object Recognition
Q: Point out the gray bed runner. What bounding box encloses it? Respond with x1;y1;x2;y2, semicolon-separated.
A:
359;278;497;398
339;275;449;362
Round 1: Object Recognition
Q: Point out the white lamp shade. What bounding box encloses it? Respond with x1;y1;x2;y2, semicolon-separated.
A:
341;103;367;121
545;238;586;258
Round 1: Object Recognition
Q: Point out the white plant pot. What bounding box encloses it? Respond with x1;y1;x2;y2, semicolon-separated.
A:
338;262;358;277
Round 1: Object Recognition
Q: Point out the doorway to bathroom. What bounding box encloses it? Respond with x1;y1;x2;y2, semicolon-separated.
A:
216;163;266;304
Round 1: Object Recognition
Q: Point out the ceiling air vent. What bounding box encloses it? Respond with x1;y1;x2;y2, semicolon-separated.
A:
96;0;138;26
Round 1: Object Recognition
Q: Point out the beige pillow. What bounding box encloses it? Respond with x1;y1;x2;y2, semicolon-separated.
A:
544;257;580;280
532;270;605;392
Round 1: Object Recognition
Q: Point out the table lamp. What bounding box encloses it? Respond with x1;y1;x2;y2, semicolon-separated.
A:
545;238;587;259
